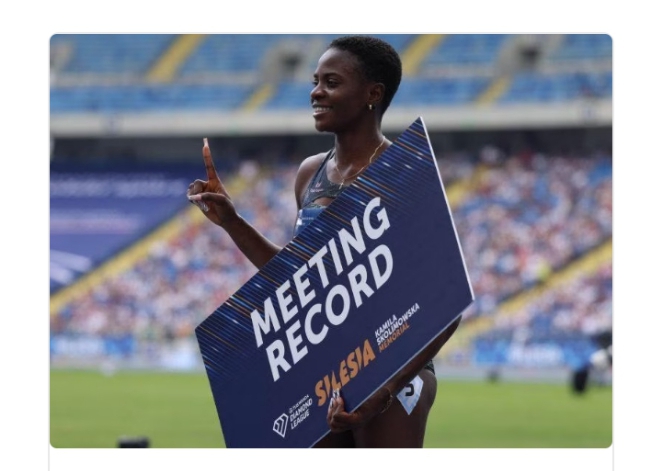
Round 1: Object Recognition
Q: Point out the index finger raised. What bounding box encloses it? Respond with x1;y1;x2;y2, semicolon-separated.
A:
203;138;219;181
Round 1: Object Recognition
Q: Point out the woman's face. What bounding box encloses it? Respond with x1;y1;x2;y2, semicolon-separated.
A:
310;48;372;133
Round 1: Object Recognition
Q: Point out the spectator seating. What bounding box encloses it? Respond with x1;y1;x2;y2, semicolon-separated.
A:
50;34;612;114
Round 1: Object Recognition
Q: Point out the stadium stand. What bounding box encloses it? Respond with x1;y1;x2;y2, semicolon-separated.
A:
50;34;612;114
548;34;612;61
500;71;612;103
50;83;254;112
420;34;511;67
50;34;176;75
469;257;611;370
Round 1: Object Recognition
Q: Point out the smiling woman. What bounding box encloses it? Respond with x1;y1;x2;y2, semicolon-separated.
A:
186;35;460;448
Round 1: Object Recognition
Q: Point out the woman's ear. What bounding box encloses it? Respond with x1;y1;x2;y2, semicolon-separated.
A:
368;83;386;109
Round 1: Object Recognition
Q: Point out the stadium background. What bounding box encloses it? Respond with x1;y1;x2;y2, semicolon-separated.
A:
49;33;612;448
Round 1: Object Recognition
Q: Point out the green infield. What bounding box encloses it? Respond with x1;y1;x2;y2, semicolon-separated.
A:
50;370;611;448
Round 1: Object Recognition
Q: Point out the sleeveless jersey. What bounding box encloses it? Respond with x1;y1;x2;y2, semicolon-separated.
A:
293;150;342;237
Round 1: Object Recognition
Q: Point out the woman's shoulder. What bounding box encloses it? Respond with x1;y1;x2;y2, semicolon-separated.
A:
297;151;331;176
295;151;331;184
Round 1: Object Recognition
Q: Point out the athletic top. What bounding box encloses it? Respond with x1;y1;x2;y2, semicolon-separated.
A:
301;149;341;204
292;150;436;378
293;150;341;237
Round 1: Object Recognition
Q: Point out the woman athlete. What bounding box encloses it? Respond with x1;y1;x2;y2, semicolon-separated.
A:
187;35;460;448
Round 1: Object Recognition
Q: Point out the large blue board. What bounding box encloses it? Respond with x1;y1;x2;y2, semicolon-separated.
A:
196;117;474;447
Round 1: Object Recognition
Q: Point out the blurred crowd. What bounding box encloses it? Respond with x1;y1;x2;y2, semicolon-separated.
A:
50;150;612;363
478;260;612;342
457;152;612;319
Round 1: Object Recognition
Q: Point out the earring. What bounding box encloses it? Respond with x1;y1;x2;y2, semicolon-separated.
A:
368;103;376;111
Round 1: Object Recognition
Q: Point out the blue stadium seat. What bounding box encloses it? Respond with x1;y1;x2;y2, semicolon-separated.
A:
51;34;176;74
500;71;612;103
393;77;491;106
180;34;294;74
551;34;612;61
50;84;252;113
422;34;510;69
264;82;312;110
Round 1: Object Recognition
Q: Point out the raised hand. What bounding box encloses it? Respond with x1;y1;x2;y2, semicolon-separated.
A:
187;138;237;227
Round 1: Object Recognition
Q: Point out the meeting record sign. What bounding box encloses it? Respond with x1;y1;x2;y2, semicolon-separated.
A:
195;117;474;448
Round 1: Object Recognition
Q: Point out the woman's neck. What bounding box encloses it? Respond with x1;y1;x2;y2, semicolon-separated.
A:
333;128;387;165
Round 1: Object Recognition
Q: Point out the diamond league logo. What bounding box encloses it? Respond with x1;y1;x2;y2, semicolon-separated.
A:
272;413;289;438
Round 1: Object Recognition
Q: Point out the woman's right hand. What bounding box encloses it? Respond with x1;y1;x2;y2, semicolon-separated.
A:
187;138;238;227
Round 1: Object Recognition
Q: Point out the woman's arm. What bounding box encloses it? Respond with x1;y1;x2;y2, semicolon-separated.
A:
188;140;325;270
187;138;282;269
218;216;283;270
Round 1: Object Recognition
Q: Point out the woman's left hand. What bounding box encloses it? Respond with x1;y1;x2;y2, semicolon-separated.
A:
327;387;392;433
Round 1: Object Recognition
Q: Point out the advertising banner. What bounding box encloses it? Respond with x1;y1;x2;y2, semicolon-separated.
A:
196;117;474;447
50;169;194;292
